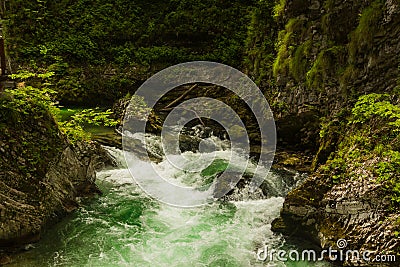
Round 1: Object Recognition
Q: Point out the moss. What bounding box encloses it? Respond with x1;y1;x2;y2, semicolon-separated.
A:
273;17;306;78
273;30;292;77
271;100;290;114
312;115;346;171
282;156;302;166
289;39;312;81
323;0;336;10
273;17;347;87
348;0;384;63
273;0;287;18
305;46;345;90
339;64;358;88
320;0;336;35
243;0;276;88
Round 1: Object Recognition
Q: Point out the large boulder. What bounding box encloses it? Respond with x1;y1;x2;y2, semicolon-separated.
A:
0;95;110;250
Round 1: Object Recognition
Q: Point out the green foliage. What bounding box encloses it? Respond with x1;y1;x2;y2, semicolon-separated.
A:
243;0;276;88
375;150;400;203
0;86;58;118
65;108;118;127
9;70;55;83
58;121;90;143
58;108;119;143
273;18;306;78
350;93;400;129
349;94;400;203
134;46;189;66
319;116;336;139
6;0;256;105
319;94;400;205
273;0;287;18
9;71;36;80
271;100;290;114
348;0;384;62
6;0;253;67
0;87;63;178
0;85;118;144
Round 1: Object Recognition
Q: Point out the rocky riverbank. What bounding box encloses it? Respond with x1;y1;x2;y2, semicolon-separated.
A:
0;91;114;264
269;0;400;265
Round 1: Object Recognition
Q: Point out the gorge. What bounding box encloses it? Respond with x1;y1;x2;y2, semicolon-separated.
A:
0;0;399;266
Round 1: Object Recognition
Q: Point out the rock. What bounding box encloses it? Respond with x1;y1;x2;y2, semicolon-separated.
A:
272;0;400;152
0;254;11;265
229;125;247;139
0;102;111;250
273;151;312;172
273;170;400;265
282;156;302;167
215;172;267;201
92;132;122;149
270;1;400;264
270;217;286;232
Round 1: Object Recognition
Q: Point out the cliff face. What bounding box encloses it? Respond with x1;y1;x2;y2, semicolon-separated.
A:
0;90;109;249
273;0;400;112
270;0;400;265
269;0;400;151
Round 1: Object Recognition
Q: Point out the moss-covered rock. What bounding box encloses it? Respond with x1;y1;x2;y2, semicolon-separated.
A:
271;0;400;265
0;90;109;250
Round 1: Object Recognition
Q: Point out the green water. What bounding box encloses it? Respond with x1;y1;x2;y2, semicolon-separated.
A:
8;146;332;267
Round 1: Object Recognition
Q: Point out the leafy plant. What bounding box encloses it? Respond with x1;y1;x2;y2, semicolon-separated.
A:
350;93;400;128
319;93;400;204
0;86;58;118
58;108;119;143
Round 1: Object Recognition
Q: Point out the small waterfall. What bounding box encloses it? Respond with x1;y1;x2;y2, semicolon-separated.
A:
103;145;127;168
104;133;301;203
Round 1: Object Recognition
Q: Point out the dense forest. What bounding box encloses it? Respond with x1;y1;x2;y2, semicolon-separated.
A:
0;0;399;266
5;0;264;105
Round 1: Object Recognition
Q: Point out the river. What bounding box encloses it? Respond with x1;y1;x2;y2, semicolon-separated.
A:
8;134;332;267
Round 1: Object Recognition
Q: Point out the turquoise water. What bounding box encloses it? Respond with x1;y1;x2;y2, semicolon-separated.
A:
8;140;332;267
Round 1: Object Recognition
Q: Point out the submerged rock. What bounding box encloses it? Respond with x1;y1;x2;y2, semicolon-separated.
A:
214;169;300;202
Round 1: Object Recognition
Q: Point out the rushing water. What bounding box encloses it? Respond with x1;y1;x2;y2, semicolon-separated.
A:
9;134;332;267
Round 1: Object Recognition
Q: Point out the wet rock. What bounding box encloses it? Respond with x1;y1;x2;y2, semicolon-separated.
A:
272;169;399;265
273;151;312;172
271;1;400;264
92;132;122;149
0;106;112;250
214;169;301;202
